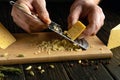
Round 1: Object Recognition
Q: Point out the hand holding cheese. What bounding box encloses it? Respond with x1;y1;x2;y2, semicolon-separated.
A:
68;0;105;38
0;23;16;49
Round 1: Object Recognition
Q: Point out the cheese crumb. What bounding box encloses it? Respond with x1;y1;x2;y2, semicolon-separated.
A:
35;38;82;54
37;66;42;70
25;66;32;70
49;65;55;68
40;69;45;74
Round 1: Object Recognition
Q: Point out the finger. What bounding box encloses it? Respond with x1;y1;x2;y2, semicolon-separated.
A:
79;19;97;38
84;23;96;36
12;6;47;32
16;0;33;10
25;16;48;32
68;5;82;29
78;23;96;39
19;3;32;15
83;6;101;36
78;33;85;39
94;8;105;34
33;0;51;24
12;8;30;32
18;3;48;30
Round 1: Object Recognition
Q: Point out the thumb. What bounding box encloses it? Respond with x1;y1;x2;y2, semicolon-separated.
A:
68;6;82;29
33;0;51;24
19;3;31;15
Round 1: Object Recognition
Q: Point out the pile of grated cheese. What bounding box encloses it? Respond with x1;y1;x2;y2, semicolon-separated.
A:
35;39;82;52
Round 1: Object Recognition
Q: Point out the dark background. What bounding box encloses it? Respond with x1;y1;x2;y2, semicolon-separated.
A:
0;0;120;44
0;1;120;80
0;0;120;31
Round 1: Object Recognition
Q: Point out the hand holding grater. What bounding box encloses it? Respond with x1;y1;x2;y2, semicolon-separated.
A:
10;1;89;50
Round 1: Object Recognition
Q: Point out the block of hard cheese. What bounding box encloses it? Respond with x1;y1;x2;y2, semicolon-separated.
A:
107;24;120;49
66;21;86;40
0;23;16;49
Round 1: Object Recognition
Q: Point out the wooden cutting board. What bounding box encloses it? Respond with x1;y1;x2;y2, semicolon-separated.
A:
0;32;113;65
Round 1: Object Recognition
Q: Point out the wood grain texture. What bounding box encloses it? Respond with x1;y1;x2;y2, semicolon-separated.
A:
0;32;113;65
0;2;120;80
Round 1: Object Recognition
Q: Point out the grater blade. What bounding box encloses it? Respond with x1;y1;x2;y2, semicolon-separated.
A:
48;22;89;50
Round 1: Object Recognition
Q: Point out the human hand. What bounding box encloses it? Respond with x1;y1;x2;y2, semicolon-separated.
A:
68;0;105;38
11;0;51;33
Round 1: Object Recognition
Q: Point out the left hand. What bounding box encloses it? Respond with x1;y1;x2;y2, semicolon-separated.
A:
11;0;51;33
68;0;105;38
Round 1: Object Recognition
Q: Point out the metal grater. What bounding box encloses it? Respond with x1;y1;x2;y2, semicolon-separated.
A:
10;1;89;50
48;22;89;50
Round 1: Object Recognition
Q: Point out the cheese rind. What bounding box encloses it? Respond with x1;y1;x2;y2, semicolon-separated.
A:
0;23;16;49
107;24;120;49
66;21;86;40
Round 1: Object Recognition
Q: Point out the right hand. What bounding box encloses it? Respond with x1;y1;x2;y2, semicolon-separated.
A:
68;0;105;39
11;0;51;33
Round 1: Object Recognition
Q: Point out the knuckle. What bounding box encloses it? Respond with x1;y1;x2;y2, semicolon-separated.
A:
12;18;17;24
84;31;90;36
95;24;99;30
95;24;100;31
102;14;105;20
68;14;74;20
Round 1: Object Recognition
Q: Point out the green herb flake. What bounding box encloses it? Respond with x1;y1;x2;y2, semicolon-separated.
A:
16;54;24;57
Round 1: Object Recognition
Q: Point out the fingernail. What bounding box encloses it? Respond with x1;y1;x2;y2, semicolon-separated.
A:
43;16;51;24
46;18;51;24
78;34;85;39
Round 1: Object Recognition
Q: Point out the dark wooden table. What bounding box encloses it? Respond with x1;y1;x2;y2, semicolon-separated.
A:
0;1;120;80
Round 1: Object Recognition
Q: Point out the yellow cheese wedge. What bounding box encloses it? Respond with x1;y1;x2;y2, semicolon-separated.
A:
107;24;120;49
0;23;16;49
66;21;86;40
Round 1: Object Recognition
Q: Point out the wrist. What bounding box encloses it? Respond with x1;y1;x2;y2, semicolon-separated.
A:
75;0;100;5
93;0;100;4
86;0;100;4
